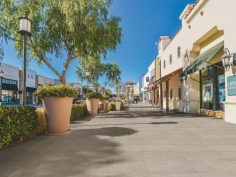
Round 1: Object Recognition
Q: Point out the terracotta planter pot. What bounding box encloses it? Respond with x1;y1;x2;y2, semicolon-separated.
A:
115;102;121;111
86;99;99;116
99;99;107;111
43;97;73;136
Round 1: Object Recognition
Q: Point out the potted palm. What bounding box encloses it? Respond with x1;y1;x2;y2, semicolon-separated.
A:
99;95;110;111
83;92;103;116
34;84;77;135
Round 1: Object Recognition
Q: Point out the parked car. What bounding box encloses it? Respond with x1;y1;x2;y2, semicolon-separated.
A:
108;98;115;102
75;98;86;104
73;98;85;104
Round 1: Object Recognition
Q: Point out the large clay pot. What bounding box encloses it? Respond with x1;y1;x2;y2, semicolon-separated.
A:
43;97;73;135
86;98;99;116
99;99;107;111
115;102;121;111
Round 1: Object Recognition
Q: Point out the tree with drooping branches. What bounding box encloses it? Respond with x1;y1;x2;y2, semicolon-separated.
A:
0;0;122;85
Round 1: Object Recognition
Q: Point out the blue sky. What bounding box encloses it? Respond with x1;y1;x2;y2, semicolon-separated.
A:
2;0;196;90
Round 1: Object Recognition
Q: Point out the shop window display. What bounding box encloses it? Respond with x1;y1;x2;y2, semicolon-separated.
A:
201;67;213;110
2;90;17;103
200;62;225;111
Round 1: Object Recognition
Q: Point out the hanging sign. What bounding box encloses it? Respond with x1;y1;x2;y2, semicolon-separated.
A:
227;76;236;96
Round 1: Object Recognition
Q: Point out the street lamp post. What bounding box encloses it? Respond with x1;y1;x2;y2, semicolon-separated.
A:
86;71;90;94
18;13;32;106
0;70;4;103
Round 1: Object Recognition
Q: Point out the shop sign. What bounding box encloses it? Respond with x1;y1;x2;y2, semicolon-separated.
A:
227;76;236;96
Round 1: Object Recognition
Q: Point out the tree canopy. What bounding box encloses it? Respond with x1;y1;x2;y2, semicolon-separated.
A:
0;0;122;85
76;58;121;92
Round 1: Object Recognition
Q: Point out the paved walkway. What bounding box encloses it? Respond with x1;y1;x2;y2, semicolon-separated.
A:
1;105;236;177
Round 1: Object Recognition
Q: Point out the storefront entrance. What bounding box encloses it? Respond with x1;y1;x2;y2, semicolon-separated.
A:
26;87;36;104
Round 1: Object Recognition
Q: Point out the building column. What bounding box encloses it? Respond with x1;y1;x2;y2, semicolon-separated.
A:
166;80;169;112
152;89;154;107
155;87;158;107
212;65;217;111
160;83;163;110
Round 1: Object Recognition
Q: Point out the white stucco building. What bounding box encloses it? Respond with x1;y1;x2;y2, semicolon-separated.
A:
70;82;83;96
149;0;236;124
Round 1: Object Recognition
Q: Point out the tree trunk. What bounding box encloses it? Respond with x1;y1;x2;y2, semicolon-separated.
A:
61;76;66;86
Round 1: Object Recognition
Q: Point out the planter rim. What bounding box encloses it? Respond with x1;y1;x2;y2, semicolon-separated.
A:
43;96;73;100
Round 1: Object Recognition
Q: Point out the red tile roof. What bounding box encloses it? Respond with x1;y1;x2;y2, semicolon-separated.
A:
163;28;182;51
185;0;200;19
126;81;136;85
159;36;169;42
153;68;183;86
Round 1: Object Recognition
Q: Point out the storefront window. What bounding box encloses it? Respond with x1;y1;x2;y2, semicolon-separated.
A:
216;62;225;111
2;90;17;103
201;68;213;110
200;62;225;111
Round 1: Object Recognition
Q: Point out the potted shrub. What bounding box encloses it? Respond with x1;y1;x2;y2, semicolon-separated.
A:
34;84;77;135
99;95;110;111
83;92;103;116
115;101;122;111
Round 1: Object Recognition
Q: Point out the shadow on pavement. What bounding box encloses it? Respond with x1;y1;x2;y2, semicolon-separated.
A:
0;127;138;177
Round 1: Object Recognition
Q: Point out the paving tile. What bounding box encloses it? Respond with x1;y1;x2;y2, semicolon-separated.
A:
195;138;236;145
167;138;202;145
148;173;200;177
95;161;146;175
207;145;236;152
95;173;147;177
199;173;236;177
142;152;186;161
174;145;213;152
181;152;227;161
139;139;171;145
106;145;142;152
144;160;196;173
188;160;236;173
219;152;236;161
141;145;177;152
101;151;144;161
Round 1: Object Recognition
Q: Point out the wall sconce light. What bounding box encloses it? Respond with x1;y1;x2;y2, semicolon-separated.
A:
221;48;236;71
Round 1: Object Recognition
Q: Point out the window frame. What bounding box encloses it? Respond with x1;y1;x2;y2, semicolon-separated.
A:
178;87;181;100
163;60;166;69
169;54;172;65
170;89;173;99
177;46;181;59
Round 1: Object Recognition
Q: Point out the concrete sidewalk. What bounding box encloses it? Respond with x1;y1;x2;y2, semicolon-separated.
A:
1;107;236;177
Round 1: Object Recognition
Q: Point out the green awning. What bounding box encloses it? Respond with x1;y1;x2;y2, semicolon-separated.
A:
181;42;224;77
26;87;36;92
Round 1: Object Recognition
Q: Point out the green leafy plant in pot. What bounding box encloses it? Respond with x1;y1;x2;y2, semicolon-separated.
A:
83;92;103;116
99;95;110;111
34;84;77;135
